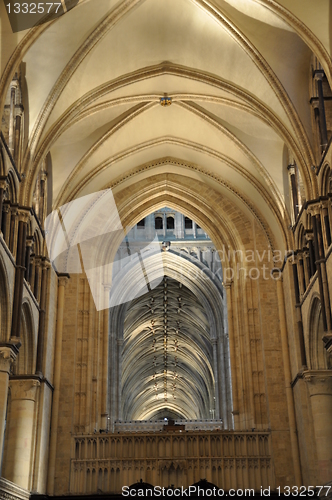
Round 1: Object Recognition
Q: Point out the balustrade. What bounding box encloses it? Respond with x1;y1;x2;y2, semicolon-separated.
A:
70;431;273;494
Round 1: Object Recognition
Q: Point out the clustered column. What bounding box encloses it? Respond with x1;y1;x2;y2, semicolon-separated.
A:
3;379;40;489
10;210;29;340
0;345;19;469
303;371;332;484
273;271;302;486
47;275;69;495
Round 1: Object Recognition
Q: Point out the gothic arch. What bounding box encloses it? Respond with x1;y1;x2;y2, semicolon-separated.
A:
0;251;10;342
14;300;35;375
308;295;330;370
320;162;331;196
108;250;231;428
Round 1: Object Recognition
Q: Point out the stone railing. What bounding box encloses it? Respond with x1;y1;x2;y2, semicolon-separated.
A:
70;431;274;494
114;419;223;433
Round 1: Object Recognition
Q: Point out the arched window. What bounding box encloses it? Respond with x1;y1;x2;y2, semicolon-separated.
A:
185;217;192;229
155;216;163;230
167;216;174;230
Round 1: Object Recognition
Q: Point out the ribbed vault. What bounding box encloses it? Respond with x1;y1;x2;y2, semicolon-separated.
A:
1;0;331;256
122;277;214;421
108;242;232;427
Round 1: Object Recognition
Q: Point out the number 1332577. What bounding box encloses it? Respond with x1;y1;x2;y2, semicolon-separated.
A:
6;3;62;14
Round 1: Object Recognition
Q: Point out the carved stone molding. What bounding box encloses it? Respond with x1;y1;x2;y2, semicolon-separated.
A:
58;275;69;288
0;345;19;374
9;378;40;402
302;370;332;396
0;478;30;500
0;178;8;191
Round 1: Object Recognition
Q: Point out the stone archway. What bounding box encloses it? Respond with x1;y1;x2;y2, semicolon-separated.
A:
107;249;231;429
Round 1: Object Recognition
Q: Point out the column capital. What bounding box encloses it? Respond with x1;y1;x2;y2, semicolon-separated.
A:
314;69;325;82
307;203;322;217
58;274;69;288
9;378;40;402
223;278;233;289
0;344;19;374
2;202;10;214
0;177;8;190
287;164;296;175
294;252;304;264
302;370;332;396
42;258;51;270
14;104;24;118
40;171;47;182
10;79;19;91
311;100;320;110
10;205;19;217
103;283;112;292
17;208;30;224
271;268;283;281
26;237;34;248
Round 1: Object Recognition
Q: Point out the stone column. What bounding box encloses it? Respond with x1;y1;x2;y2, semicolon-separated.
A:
117;339;123;421
13;105;23;167
306;233;316;279
0;344;19;471
175;212;184;239
224;280;239;429
311;100;324;159
311;205;332;332
292;261;307;368
10;210;29;340
303;250;310;289
29;254;36;290
47;275;69;495
146;214;155;240
303;371;332;484
193;221;197;239
217;336;228;428
34;257;42;302
35;260;50;375
211;339;220;420
101;285;110;430
296;253;305;299
315;71;328;150
8;81;18;153
288;165;299;223
273;272;302;486
0;178;7;233
323;206;332;249
1;202;10;244
24;238;33;283
9;205;18;256
163;213;166;238
3;378;40;489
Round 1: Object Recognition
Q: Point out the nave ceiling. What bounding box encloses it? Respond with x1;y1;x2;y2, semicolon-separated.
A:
1;0;332;252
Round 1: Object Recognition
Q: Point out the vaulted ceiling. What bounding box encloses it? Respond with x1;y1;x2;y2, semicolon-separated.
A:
1;0;332;251
122;277;214;421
